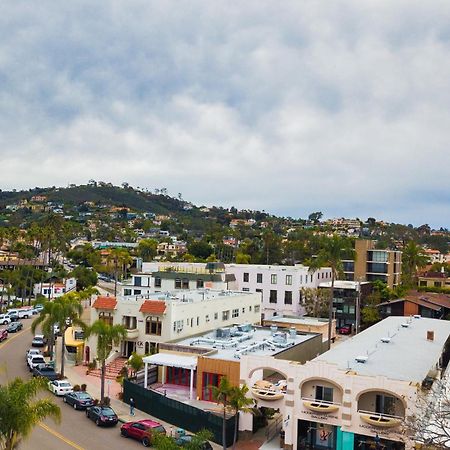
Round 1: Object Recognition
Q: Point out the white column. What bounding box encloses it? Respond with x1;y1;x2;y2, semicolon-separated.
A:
162;365;165;384
144;362;148;388
189;368;194;400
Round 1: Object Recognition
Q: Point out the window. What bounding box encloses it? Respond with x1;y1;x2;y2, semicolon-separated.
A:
232;309;239;318
242;288;250;292
175;278;181;289
154;277;162;288
134;289;141;295
315;386;333;403
269;290;277;303
99;312;113;326
434;281;442;288
145;316;162;335
242;307;245;313
376;394;396;415
243;272;249;282
196;279;204;288
214;312;218;320
271;274;277;284
196;316;199;326
299;275;302;284
124;289;132;296
205;314;210;323
255;305;260;313
257;273;263;283
285;275;292;285
419;280;427;287
284;291;292;304
249;306;252;311
134;276;142;287
256;288;263;294
182;278;189;289
222;310;230;321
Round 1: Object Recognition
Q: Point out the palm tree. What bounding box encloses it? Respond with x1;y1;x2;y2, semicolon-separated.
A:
85;320;127;402
308;235;355;350
402;241;428;287
229;384;254;450
212;376;234;450
31;300;58;362
0;377;60;450
106;248;132;296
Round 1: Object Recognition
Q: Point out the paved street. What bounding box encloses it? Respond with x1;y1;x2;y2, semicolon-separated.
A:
0;318;143;450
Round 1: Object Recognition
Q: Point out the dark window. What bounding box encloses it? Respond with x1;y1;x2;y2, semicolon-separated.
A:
196;279;204;288
269;290;277;303
315;386;333;403
134;277;142;287
182;278;189;289
376;394;395;415
154;277;161;288
243;272;249;282
134;289;141;295
175;278;181;289
145;317;162;335
284;291;292;304
257;273;263;283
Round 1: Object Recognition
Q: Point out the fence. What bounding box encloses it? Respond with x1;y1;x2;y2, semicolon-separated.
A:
123;379;237;447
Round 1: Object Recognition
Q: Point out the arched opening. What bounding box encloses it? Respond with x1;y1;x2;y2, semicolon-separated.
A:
248;366;287;402
300;377;343;413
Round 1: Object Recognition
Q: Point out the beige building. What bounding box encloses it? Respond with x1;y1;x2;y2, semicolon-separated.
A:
239;316;450;450
343;240;402;289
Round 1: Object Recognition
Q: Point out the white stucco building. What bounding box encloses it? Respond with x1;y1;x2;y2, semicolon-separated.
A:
239;316;450;450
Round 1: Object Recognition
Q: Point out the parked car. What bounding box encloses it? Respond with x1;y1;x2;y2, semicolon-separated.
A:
0;315;11;325
175;434;213;450
26;348;41;359
7;308;32;319
48;379;74;396
32;363;58;380
31;334;46;347
7;321;23;333
338;325;352;335
0;329;8;342
120;419;166;447
63;391;94;410
34;304;44;313
6;312;19;322
86;406;118;427
28;354;46;370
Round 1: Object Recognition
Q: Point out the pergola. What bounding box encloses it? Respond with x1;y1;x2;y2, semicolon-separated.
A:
142;353;198;400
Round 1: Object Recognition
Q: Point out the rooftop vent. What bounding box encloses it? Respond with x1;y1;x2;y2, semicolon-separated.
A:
427;330;435;341
381;337;391;343
401;323;409;328
355;355;369;364
414;315;421;319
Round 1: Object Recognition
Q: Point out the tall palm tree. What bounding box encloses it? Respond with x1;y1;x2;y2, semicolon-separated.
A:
107;248;132;296
402;241;428;287
308;235;355;350
0;376;60;450
229;384;254;450
85;320;127;402
212;376;234;450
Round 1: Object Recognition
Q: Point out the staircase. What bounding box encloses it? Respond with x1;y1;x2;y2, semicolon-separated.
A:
89;357;129;380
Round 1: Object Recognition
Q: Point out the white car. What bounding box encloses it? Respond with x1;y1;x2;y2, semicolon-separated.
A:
26;348;41;359
48;379;73;396
0;315;11;325
28;354;46;370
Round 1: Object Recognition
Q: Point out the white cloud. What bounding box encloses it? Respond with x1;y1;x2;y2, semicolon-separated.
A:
0;1;450;227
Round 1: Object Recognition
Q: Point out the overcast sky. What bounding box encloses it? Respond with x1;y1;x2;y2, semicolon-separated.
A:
1;1;449;228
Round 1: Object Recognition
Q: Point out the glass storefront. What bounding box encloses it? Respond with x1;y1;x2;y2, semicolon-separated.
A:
201;372;222;401
354;434;404;450
165;367;194;387
298;420;336;450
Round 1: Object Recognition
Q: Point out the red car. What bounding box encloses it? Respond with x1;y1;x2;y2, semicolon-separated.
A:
338;325;352;335
120;419;166;447
0;329;8;342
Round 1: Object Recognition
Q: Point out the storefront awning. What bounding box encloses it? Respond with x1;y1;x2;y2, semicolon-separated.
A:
143;353;197;370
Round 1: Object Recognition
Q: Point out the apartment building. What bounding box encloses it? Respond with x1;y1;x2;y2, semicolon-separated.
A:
342;240;402;289
239;316;450;450
130;262;332;319
90;289;261;357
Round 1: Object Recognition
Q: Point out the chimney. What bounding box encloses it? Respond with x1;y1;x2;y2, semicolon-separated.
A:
427;330;434;341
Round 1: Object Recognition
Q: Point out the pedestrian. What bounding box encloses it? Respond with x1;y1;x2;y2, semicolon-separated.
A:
129;397;135;416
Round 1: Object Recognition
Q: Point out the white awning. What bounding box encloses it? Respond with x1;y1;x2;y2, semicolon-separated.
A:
143;353;197;370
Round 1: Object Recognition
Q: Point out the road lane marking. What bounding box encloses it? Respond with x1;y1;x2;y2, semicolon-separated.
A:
39;423;85;450
0;325;32;349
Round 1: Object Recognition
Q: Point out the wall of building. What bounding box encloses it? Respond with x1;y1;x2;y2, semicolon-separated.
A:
196;356;240;393
273;333;324;363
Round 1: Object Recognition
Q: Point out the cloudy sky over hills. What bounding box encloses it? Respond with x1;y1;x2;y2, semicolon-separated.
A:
1;1;449;227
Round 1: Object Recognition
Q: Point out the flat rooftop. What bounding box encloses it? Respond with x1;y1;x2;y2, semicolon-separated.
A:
319;280;371;289
120;289;257;304
175;325;316;361
265;316;330;327
314;316;450;383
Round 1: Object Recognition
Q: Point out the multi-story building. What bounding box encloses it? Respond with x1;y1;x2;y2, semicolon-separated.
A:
33;277;77;298
89;289;261;358
418;269;450;289
239;316;450;450
130;262;332;319
342;240;402;289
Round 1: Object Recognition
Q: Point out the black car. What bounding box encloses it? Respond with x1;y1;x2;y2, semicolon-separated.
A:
7;321;23;333
86;406;118;426
175;435;213;450
63;391;94;410
32;364;58;381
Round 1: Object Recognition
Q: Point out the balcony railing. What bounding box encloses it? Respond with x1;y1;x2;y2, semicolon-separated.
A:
125;328;139;339
251;380;286;401
358;409;403;428
302;397;341;413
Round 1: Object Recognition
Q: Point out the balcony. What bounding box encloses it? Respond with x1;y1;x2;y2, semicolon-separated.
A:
302;397;340;413
126;328;139;339
251;380;286;401
358;410;402;428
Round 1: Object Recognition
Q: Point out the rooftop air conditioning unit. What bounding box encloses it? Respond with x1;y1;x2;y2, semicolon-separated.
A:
381;337;391;343
355;355;369;363
401;323;409;328
414;315;421;319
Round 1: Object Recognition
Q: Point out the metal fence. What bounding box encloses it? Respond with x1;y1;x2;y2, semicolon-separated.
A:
123;379;237;447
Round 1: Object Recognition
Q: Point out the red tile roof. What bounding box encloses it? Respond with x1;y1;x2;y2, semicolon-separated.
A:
92;296;117;310
139;300;166;315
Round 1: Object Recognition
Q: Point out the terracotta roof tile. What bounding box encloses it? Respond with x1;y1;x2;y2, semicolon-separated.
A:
92;296;117;310
139;300;166;315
